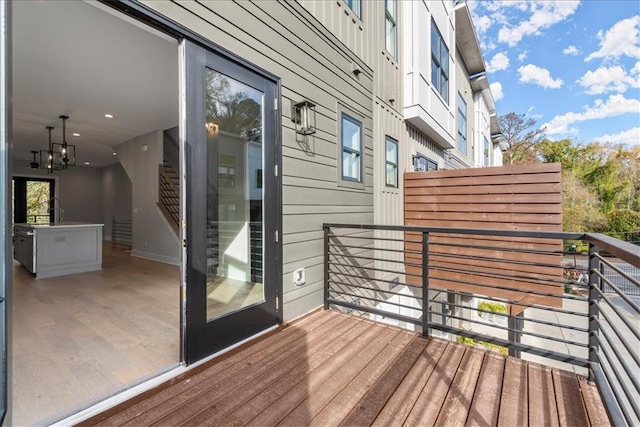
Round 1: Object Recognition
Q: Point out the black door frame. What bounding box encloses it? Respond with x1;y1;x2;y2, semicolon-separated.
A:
102;0;283;364
184;40;280;363
12;176;56;224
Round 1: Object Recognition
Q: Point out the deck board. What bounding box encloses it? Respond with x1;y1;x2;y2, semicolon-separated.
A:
528;363;560;427
498;357;529;427
465;352;505;427
83;310;611;427
553;368;591;427
434;347;485;427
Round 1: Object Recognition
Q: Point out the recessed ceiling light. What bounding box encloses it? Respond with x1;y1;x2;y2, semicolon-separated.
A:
73;133;80;137
104;113;114;119
112;152;117;156
84;161;91;165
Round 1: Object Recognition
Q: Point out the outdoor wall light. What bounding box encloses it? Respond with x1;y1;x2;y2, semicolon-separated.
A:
291;100;317;136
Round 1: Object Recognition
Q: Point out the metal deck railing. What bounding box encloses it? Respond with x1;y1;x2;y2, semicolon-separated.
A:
323;223;640;426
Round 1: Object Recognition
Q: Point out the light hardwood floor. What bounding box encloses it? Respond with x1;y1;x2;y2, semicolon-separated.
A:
12;244;181;426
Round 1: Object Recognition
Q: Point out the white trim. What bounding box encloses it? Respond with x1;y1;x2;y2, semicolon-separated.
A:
51;324;279;427
130;249;180;266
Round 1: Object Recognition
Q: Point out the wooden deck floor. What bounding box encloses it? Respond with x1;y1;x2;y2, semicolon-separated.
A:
82;310;610;427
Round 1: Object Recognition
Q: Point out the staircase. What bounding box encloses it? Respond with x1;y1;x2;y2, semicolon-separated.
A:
158;161;180;235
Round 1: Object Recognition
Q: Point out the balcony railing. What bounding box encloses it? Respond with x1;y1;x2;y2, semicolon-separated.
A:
323;223;639;426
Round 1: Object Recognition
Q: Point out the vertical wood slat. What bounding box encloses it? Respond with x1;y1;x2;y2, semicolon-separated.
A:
403;163;563;313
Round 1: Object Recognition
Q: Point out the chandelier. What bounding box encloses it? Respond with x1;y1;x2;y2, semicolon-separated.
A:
39;115;76;173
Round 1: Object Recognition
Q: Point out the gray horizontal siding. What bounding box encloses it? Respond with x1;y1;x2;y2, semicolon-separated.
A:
146;0;375;321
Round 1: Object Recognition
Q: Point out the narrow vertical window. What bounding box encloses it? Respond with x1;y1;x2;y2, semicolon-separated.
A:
385;136;398;187
385;0;397;59
344;0;362;18
431;20;449;103
341;113;363;182
457;92;467;155
484;136;490;167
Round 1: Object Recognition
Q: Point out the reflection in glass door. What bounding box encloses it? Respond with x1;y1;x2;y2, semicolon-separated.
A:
205;70;264;321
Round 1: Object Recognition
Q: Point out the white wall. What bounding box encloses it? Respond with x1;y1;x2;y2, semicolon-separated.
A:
101;162;132;239
402;0;456;149
116;129;180;265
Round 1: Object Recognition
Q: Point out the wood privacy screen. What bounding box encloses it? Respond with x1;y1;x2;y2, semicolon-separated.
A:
404;163;563;314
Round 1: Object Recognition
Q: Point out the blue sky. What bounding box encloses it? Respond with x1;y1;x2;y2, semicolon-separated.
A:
468;0;640;146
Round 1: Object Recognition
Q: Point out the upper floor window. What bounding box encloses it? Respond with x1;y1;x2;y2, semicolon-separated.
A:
385;136;398;187
385;0;397;59
414;153;438;172
345;0;362;18
457;92;467;155
483;136;490;167
431;20;449;103
341;113;363;182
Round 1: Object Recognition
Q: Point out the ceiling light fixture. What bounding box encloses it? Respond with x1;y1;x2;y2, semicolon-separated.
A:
39;116;76;174
84;161;90;165
104;113;113;119
73;133;80;137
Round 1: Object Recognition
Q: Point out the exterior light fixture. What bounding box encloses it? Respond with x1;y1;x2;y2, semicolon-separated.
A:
291;100;317;136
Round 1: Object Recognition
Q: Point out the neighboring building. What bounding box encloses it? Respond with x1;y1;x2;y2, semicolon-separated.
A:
0;0;502;423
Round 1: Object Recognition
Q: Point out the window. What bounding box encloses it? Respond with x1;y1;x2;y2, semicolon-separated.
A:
414;153;438;172
431;20;449;103
457;92;467;155
341;113;363;182
385;136;398;187
483;136;490;167
344;0;361;18
385;0;397;59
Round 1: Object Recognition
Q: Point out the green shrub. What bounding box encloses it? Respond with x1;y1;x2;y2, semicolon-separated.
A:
456;336;508;356
477;301;507;315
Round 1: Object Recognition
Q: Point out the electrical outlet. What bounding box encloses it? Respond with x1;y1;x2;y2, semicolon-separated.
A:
293;268;306;286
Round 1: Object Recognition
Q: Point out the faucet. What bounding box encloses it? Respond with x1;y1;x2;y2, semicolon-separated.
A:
48;198;64;224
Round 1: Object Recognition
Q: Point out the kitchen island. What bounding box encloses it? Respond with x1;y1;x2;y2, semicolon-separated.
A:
14;222;103;279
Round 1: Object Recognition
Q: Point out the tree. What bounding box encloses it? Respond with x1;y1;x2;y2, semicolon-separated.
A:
499;112;546;165
205;71;261;142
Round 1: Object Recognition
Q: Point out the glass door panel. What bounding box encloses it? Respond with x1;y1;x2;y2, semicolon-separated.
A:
205;70;264;321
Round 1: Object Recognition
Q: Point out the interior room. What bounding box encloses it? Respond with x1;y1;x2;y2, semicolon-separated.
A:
11;1;180;424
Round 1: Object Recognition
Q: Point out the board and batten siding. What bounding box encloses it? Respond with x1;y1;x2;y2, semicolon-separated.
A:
404;163;564;314
142;0;375;321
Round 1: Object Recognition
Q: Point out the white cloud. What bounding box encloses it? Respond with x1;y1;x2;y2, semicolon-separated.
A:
543;94;640;135
487;52;510;73
518;64;564;89
594;127;640;146
490;81;503;101
518;51;528;62
562;45;579;55
497;1;581;47
577;65;640;94
585;16;640;61
474;15;492;35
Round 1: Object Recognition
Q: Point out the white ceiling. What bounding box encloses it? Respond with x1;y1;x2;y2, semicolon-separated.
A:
12;0;179;168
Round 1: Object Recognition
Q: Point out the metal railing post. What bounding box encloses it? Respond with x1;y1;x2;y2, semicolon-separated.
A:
508;310;524;358
421;231;430;337
324;225;329;310
588;243;600;381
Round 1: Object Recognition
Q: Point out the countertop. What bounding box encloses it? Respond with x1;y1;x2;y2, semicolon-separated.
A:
14;222;104;229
